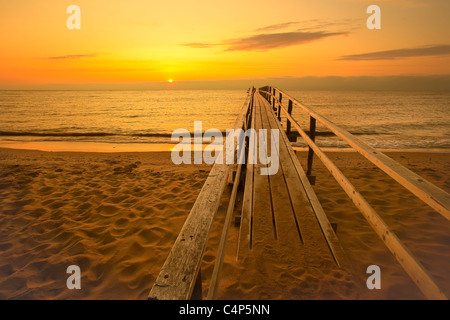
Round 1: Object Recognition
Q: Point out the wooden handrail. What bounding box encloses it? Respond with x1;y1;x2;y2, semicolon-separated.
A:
259;87;449;300
261;87;450;221
148;88;254;300
206;92;254;300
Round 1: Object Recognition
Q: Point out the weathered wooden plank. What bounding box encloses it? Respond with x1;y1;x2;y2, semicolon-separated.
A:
272;88;450;221
256;94;302;250
207;146;246;300
258;91;349;267
258;94;334;264
251;96;276;249
237;98;256;259
207;94;252;299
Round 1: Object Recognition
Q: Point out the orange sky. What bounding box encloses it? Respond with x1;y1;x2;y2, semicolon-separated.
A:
0;0;449;87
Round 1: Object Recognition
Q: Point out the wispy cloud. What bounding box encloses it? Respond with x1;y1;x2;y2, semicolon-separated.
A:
254;22;301;33
48;54;97;60
254;19;360;33
182;31;348;52
297;19;361;32
182;19;355;52
224;31;348;51
338;44;450;60
347;0;431;7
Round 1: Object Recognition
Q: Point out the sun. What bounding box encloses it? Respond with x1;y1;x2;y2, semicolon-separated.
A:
168;79;173;83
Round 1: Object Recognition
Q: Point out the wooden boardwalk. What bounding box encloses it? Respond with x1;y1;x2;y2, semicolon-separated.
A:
149;87;450;300
231;92;356;298
238;92;345;262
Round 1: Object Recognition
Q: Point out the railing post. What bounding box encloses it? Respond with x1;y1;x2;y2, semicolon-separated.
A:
286;99;295;141
307;117;316;185
278;93;283;121
272;88;276;111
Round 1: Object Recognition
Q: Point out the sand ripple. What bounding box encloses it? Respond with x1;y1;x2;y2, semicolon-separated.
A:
0;149;209;299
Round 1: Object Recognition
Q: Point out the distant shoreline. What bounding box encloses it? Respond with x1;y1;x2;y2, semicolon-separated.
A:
1;75;450;91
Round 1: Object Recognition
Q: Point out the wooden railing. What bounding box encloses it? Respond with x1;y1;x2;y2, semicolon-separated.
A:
148;88;255;300
259;86;450;300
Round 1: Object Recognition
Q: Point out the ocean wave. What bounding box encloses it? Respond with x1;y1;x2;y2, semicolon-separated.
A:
0;131;116;137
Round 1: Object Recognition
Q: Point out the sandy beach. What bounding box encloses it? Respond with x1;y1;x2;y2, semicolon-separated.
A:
0;148;210;299
0;147;448;299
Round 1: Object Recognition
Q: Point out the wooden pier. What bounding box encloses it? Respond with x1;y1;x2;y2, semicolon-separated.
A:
236;91;349;268
149;87;450;300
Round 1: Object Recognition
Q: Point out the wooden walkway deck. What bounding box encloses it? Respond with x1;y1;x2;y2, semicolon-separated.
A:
238;92;345;262
232;92;356;298
149;87;450;300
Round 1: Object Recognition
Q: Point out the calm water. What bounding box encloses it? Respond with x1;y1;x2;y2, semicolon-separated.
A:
0;90;449;150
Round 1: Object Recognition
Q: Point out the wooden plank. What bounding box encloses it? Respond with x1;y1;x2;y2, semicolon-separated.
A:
237;98;256;259
258;92;349;267
256;94;303;250
277;102;448;300
149;89;253;300
207;94;252;299
258;94;334;264
271;88;450;221
250;96;276;249
207;147;245;300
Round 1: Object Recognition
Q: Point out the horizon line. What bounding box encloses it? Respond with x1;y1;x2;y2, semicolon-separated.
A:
1;75;449;91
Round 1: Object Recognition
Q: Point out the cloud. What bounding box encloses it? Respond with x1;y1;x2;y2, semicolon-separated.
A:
346;0;431;7
296;19;361;32
182;19;354;52
254;19;360;33
48;54;97;60
224;31;348;51
338;45;450;60
254;22;301;32
182;31;347;52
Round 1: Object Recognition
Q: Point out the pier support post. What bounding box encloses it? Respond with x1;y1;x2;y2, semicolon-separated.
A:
278;93;282;121
272;88;276;111
307;117;316;185
286;100;296;142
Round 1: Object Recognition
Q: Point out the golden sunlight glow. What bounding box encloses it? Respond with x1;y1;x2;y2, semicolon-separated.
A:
0;0;448;88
